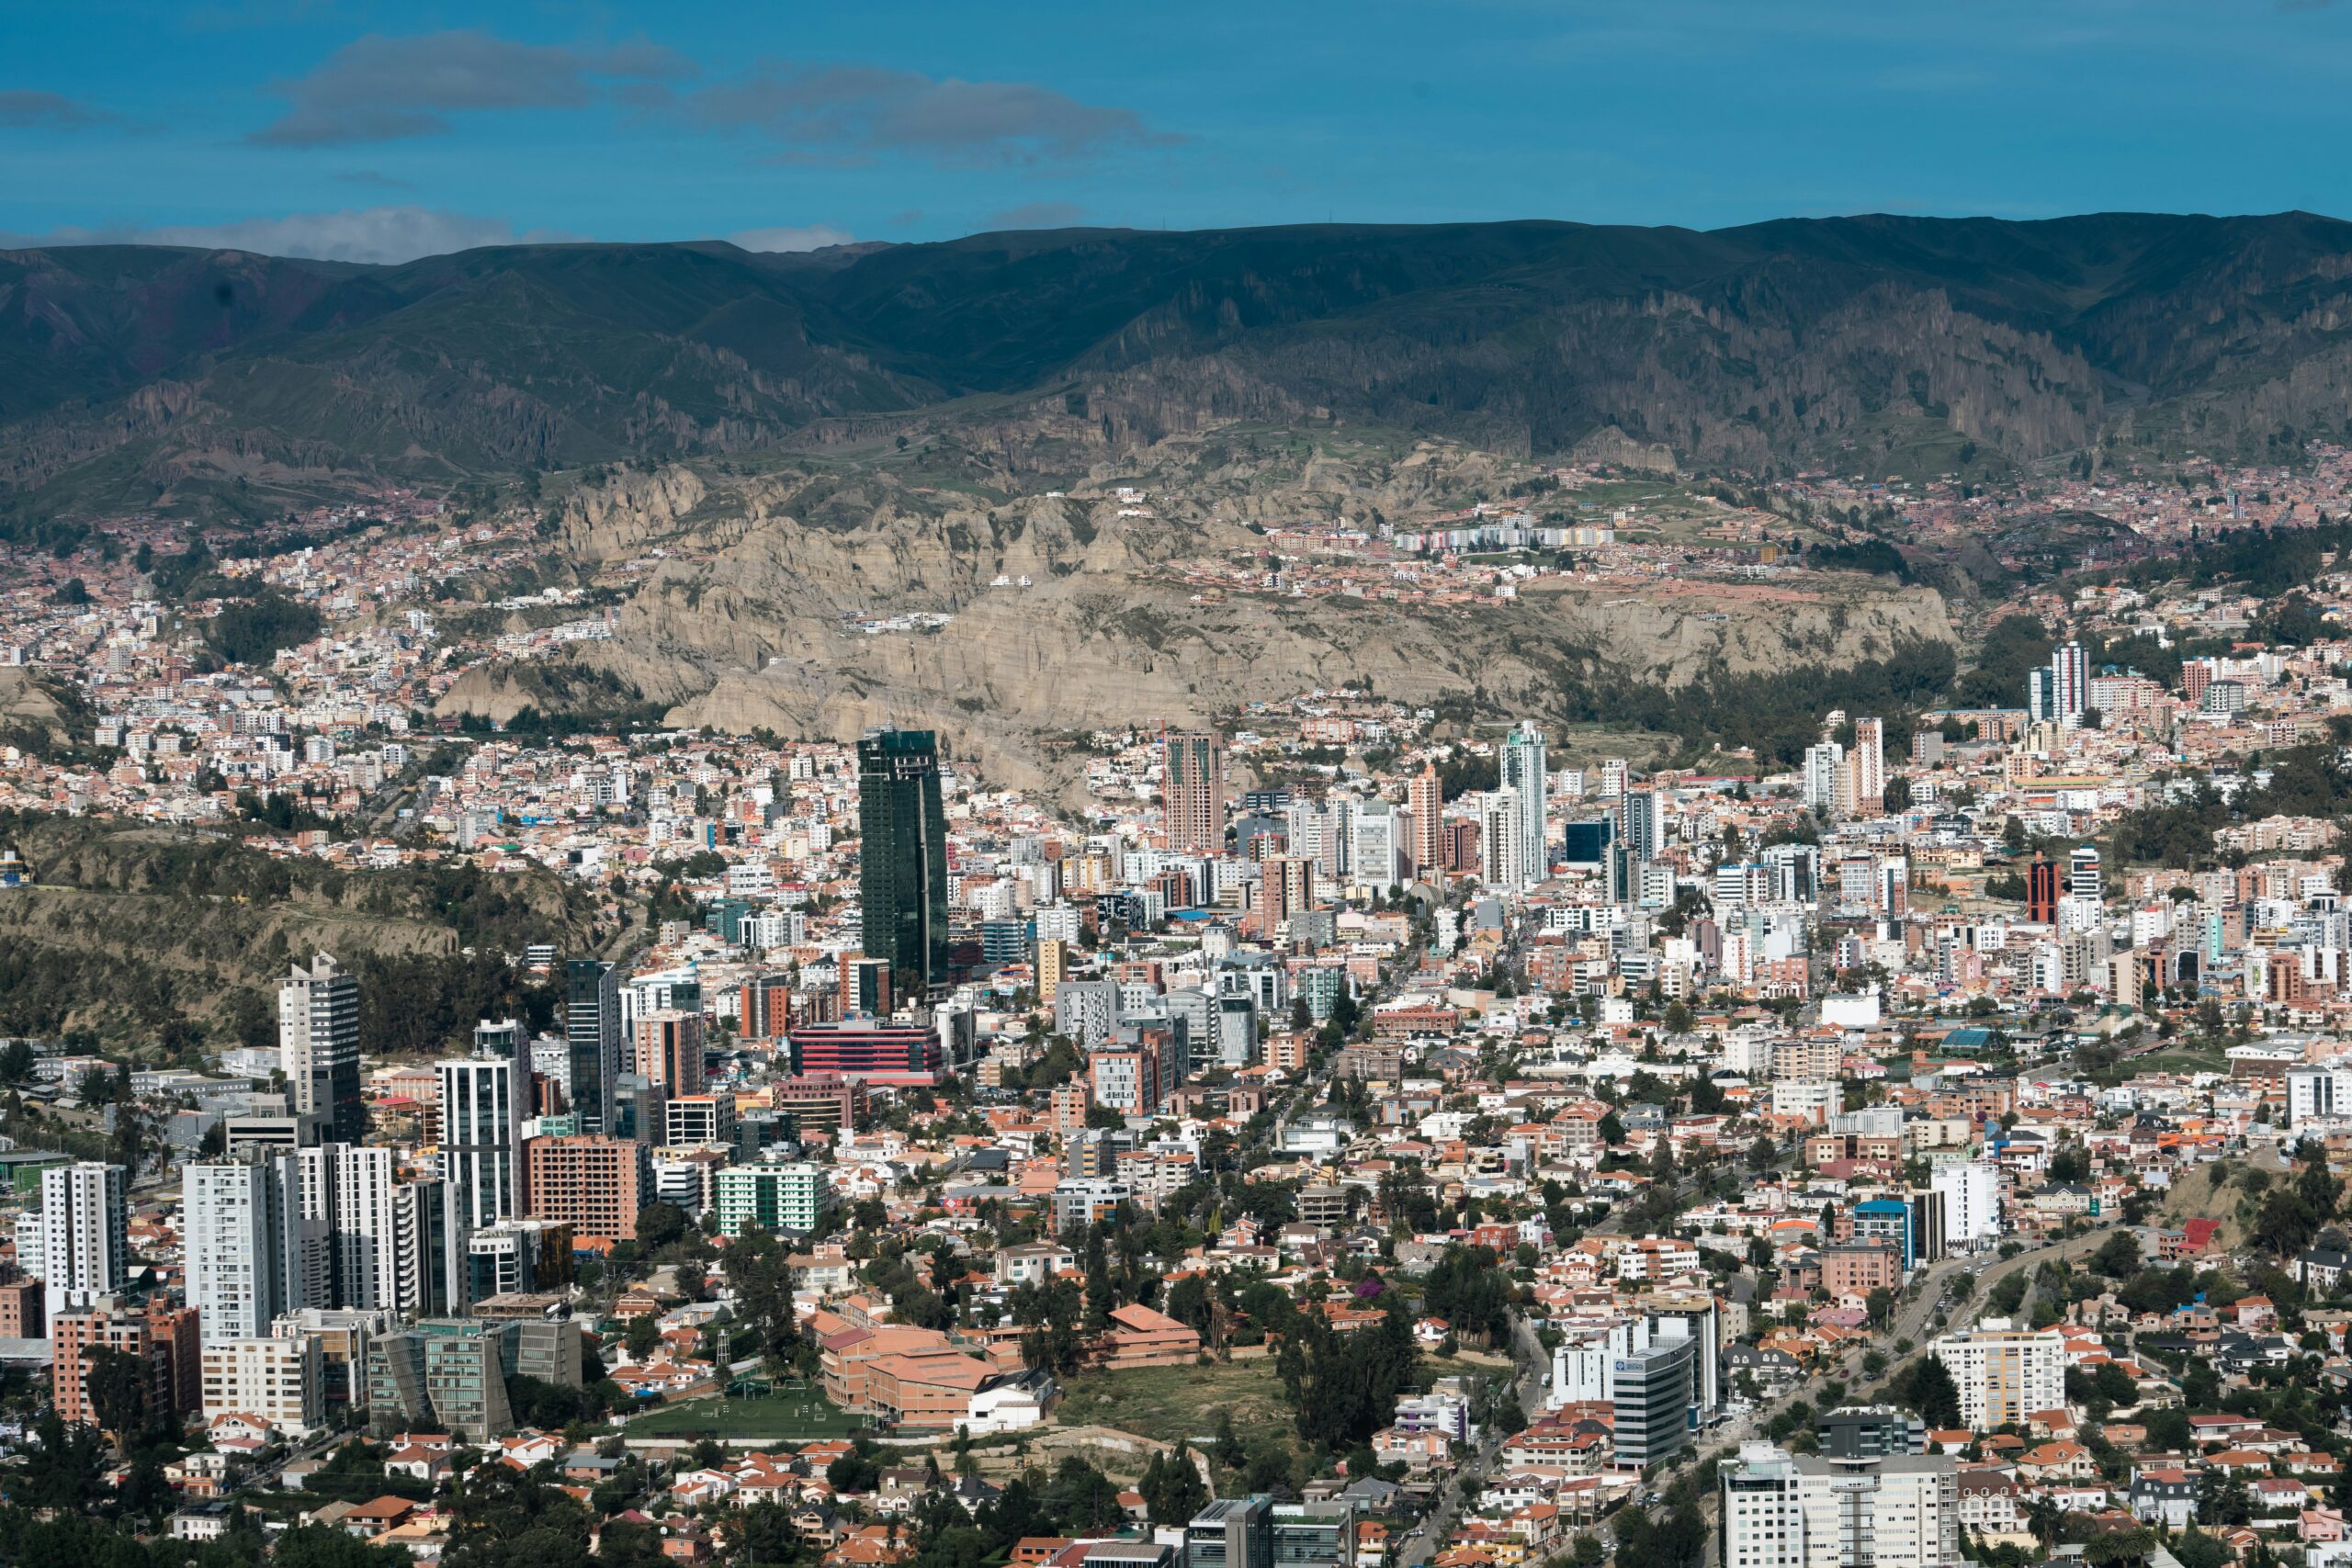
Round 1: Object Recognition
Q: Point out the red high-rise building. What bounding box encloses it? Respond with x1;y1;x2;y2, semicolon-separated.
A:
1160;731;1227;855
2026;856;2060;924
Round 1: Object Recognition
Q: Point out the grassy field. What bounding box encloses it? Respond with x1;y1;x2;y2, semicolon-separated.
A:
624;1389;869;1440
1053;1359;1293;1450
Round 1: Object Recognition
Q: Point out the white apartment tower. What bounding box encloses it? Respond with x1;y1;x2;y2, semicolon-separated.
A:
281;953;363;1144
439;1051;524;1231
1479;789;1525;892
1500;722;1549;882
36;1161;128;1321
186;1154;309;1344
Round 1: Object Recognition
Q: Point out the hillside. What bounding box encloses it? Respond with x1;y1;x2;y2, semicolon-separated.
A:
0;812;614;1053
11;212;2352;519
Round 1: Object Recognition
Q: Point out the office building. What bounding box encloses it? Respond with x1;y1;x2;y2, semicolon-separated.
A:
2069;845;2103;902
1500;721;1548;881
365;1319;515;1441
1818;1404;1928;1458
33;1161;128;1323
280;953;363;1144
1188;1496;1273;1568
393;1177;471;1319
1351;800;1402;892
713;1160;833;1236
525;1135;650;1243
786;1021;944;1085
2026;857;2060;924
565;959;622;1136
1929;1325;2064;1431
201;1334;323;1436
186;1154;308;1344
296;1143;402;1314
1272;1501;1358;1568
857;728;952;998
1611;1336;1696;1467
1721;1443;1961;1568
663;1093;737;1147
1803;741;1845;814
838;955;893;1018
1162;730;1227;856
1623;787;1662;862
440;1051;524;1232
773;1074;864;1136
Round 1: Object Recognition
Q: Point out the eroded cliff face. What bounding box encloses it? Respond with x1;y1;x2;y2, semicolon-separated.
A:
439;444;1958;798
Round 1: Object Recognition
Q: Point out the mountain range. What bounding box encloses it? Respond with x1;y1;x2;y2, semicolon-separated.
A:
8;209;2352;518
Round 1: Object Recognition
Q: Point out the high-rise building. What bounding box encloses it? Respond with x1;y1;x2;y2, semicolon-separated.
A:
36;1162;128;1323
634;1010;706;1098
2025;857;2060;924
201;1335;323;1436
2051;641;2089;727
1187;1497;1273;1568
858;728;952;999
1623;787;1662;861
565;959;622;1136
1161;731;1227;856
525;1135;650;1243
1036;936;1070;1005
186;1154;307;1344
1852;718;1886;815
1350;800;1401;891
299;1144;401;1314
1408;765;1443;876
52;1300;199;1430
1611;1336;1696;1467
738;972;794;1041
281;953;363;1144
1721;1443;1962;1568
1803;741;1845;813
439;1049;524;1233
1929;1325;2064;1430
1499;722;1548;882
1478;789;1524;891
2069;845;2104;902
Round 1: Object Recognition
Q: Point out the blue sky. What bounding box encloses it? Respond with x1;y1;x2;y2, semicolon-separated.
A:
6;0;2352;262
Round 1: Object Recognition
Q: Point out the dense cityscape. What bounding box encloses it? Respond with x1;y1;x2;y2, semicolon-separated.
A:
1;431;2351;1568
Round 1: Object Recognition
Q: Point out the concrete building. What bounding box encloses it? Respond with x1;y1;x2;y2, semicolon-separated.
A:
714;1160;832;1237
1611;1336;1696;1468
34;1161;127;1323
525;1135;650;1243
1721;1443;1960;1568
564;958;622;1137
1929;1324;2064;1431
200;1334;322;1436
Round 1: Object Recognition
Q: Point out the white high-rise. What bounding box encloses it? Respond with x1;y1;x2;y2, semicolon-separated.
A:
186;1154;308;1344
281;953;362;1144
299;1144;401;1312
439;1052;524;1231
1351;799;1401;892
1721;1444;1961;1568
1500;722;1549;882
1479;789;1525;891
1931;1159;2002;1247
1803;741;1845;813
35;1161;127;1321
2052;641;2089;728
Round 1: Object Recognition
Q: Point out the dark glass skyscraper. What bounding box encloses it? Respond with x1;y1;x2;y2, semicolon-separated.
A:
858;728;950;999
564;959;620;1135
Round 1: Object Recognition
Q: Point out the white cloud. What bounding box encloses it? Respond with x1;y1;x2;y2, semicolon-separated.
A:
727;224;854;252
0;206;576;265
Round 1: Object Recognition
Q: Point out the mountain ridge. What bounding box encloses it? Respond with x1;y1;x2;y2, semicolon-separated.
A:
8;209;2352;521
